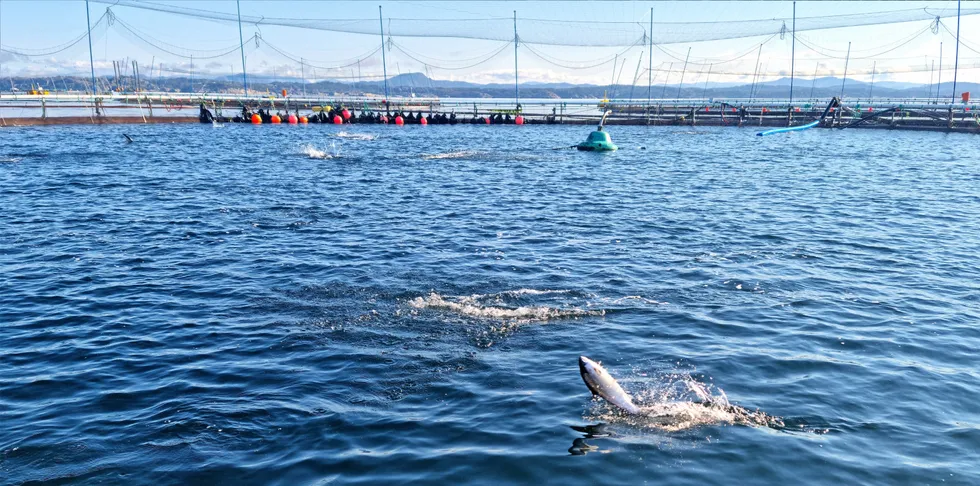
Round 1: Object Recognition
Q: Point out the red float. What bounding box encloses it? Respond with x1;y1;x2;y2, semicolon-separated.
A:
484;117;491;125
515;115;524;125
394;116;405;126
333;115;343;125
287;114;298;124
341;109;351;120
250;114;261;124
420;117;428;125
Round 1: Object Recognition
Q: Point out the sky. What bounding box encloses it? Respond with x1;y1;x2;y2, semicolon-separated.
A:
1;0;979;89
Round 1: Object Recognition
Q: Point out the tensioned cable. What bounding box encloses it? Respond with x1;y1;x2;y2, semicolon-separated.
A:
392;41;511;71
939;21;980;56
655;35;778;65
795;25;932;60
522;41;643;70
113;19;256;59
522;40;642;65
391;41;513;65
260;39;381;71
1;11;108;56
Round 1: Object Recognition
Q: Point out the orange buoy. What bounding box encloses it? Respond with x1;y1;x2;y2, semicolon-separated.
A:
515;115;524;125
333;115;342;125
250;113;262;124
341;109;351;120
795;107;801;112
705;107;710;112
732;108;736;113
288;114;298;124
271;115;281;124
868;107;874;112
281;89;288;98
394;116;404;126
420;117;428;125
300;116;308;124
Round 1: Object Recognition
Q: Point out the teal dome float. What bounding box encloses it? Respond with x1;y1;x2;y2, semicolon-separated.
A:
577;110;618;151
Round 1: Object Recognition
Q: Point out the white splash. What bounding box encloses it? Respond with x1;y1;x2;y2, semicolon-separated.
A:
407;291;603;322
336;131;377;141
586;369;783;432
302;144;335;159
422;150;481;160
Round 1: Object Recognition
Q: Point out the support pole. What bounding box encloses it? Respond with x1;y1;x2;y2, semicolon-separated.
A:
236;0;248;96
868;61;876;101
627;52;644;114
379;6;389;102
702;64;712;101
809;63;818;100
952;0;961;105
514;10;520;109
661;62;672;99
301;58;306;97
789;1;796;106
647;7;653;106
750;44;762;102
676;47;691;99
937;42;943;104
930;60;935;99
85;0;99;114
839;41;851;99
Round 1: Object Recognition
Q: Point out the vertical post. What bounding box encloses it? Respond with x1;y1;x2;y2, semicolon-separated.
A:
868;61;876;100
85;0;99;114
937;42;943;104
952;0;961;105
809;63;818;100
647;7;653;106
513;10;519;109
301;58;306;97
929;60;935;100
789;1;796;106
839;41;850;98
676;47;690;99
236;0;248;96
627;52;643;117
750;44;762;102
379;6;389;101
702;64;712;101
661;62;672;98
190;54;194;93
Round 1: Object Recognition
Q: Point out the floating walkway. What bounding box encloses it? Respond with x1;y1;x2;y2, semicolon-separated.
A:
1;92;978;133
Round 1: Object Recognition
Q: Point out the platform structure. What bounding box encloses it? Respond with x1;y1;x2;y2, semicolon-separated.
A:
1;91;978;133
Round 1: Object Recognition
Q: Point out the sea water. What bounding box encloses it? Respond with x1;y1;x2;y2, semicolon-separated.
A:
1;123;978;484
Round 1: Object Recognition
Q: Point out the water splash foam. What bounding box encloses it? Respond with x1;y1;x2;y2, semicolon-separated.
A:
407;290;603;323
336;131;377;141
422;150;482;160
302;144;335;159
586;368;783;432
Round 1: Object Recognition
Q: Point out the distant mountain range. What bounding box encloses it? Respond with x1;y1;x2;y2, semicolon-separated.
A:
7;72;977;101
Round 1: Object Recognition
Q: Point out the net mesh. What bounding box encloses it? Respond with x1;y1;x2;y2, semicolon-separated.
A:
91;0;979;47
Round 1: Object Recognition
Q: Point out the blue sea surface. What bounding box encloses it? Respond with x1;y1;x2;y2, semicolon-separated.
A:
1;123;979;485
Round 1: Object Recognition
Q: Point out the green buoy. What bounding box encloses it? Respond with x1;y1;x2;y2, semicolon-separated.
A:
576;110;618;151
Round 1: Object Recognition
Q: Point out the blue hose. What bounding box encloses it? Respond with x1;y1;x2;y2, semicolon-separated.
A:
757;120;820;136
